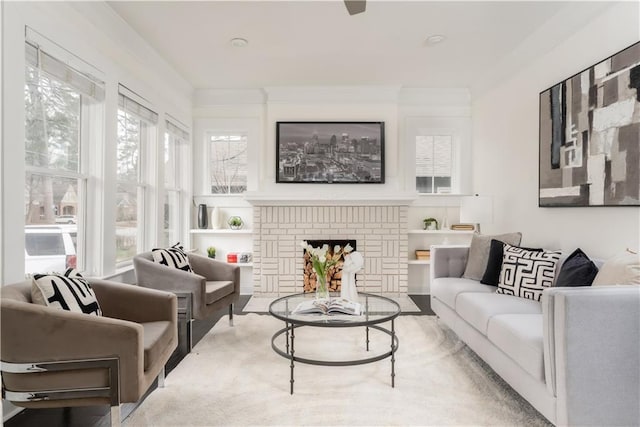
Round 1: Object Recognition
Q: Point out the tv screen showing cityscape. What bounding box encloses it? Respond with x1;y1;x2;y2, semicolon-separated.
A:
276;121;385;183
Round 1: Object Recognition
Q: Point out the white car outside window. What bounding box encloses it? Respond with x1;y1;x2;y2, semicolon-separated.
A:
55;215;77;224
25;226;77;275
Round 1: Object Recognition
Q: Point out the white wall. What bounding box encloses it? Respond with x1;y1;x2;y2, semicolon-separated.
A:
472;2;640;258
193;86;472;198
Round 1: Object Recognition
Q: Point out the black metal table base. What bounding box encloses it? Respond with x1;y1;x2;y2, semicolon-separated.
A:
271;320;399;394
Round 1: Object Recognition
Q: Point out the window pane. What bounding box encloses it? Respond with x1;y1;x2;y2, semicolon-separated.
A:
416;135;452;194
433;136;452;194
416;136;434;193
117;110;141;182
116;182;138;263
25;173;80;224
164;132;177;188
25;65;80;172
24;174;79;275
163;190;179;247
209;133;248;194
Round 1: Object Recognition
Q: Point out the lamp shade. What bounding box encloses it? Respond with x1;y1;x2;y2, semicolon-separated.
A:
460;195;493;225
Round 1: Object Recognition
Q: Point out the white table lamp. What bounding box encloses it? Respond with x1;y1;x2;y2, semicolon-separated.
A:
460;195;493;234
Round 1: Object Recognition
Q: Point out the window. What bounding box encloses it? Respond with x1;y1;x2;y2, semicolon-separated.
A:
416;135;453;194
24;38;104;276
163;119;188;246
116;87;157;263
208;133;247;194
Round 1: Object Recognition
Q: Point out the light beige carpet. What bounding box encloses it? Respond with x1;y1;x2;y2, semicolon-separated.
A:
125;314;551;426
243;295;421;313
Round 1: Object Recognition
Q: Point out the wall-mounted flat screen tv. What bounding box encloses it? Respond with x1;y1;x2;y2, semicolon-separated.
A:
276;121;385;184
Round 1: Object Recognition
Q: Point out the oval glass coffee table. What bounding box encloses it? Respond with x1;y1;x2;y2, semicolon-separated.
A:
269;292;400;394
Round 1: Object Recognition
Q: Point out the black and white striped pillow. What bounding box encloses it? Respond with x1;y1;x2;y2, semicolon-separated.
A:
152;243;193;272
497;244;561;301
32;268;102;316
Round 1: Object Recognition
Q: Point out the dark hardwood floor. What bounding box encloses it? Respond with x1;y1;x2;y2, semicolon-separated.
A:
5;294;433;427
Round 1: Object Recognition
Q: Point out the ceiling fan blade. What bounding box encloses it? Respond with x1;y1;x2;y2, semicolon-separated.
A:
344;0;366;15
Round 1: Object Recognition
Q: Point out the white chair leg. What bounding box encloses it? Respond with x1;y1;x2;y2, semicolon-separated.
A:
158;366;165;388
229;304;234;326
110;404;121;427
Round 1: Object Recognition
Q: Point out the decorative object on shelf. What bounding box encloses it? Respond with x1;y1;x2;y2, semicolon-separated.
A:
460;194;493;233
239;252;252;263
301;240;354;300
228;216;243;230
197;204;208;229
276;121;385;184
207;246;216;259
539;41;640;207
227;253;238;263
340;251;363;303
210;206;221;229
451;224;475;231
415;249;430;260
423;217;438;230
441;215;449;230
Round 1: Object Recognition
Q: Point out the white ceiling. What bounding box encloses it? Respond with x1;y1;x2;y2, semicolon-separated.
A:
107;1;612;92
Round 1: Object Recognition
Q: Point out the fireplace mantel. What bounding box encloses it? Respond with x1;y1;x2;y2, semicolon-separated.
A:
243;191;418;206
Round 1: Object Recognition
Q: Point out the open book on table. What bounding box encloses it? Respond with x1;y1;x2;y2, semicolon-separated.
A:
292;298;362;316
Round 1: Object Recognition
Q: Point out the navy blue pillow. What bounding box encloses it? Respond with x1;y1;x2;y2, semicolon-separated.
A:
555;248;598;287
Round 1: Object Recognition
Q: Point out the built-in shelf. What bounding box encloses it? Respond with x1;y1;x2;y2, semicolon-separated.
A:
407;229;475;235
190;229;253;234
408;260;431;265
231;262;253;267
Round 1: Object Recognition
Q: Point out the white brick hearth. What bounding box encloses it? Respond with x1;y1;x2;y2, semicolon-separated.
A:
252;205;408;296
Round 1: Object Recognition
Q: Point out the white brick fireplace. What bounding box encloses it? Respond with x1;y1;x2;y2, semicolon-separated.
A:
246;195;414;296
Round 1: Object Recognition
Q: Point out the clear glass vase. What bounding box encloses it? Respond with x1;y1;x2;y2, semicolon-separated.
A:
315;271;330;300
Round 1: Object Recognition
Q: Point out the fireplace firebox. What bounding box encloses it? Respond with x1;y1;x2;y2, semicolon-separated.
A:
302;239;357;293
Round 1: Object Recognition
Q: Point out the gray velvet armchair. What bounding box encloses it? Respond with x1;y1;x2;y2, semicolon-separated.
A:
0;279;178;426
133;252;240;349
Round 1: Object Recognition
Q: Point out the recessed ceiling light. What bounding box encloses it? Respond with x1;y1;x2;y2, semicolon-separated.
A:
230;38;249;48
425;35;446;46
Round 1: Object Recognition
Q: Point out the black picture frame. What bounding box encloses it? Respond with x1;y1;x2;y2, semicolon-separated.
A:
276;121;385;184
539;41;640;207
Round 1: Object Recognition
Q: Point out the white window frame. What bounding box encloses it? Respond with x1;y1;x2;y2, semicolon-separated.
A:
405;117;471;195
116;86;158;266
194;118;260;196
206;131;249;195
162;118;189;246
23;35;105;276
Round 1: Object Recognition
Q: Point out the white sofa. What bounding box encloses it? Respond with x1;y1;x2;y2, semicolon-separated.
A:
430;245;640;426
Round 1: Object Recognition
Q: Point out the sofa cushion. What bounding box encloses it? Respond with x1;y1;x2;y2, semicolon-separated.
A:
462;232;522;281
431;277;497;310
205;280;234;305
32;270;102;316
555;248;599;287
497;244;561;301
456;292;542;335
592;249;640;286
152;243;193;273
487;314;545;381
142;320;174;371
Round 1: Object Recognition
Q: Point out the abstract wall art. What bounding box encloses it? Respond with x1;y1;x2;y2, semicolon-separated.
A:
539;42;640;207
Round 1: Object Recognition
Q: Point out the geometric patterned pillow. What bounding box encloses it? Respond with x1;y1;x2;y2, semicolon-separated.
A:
152;242;193;273
497;244;561;301
31;268;102;316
